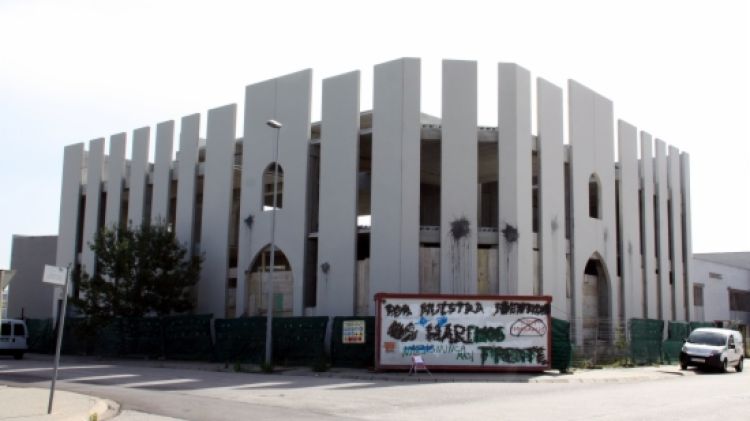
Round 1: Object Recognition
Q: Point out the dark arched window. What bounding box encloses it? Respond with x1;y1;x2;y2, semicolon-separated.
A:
589;173;601;219
262;162;283;210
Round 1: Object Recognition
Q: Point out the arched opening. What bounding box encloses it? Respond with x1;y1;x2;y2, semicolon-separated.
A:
244;245;293;317
262;163;284;211
588;173;601;219
582;256;611;352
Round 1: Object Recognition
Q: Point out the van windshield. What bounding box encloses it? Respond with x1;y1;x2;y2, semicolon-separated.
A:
687;331;726;346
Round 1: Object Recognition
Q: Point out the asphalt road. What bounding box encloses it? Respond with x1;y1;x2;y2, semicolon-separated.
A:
1;355;748;420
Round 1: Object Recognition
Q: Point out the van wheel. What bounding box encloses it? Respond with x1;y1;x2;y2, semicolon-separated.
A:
13;352;23;360
680;362;687;370
736;357;744;373
722;359;728;373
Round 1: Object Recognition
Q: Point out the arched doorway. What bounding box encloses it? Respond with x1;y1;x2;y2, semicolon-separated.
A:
244;245;293;317
582;255;611;350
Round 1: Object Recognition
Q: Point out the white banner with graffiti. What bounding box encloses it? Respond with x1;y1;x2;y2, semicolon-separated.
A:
376;294;551;371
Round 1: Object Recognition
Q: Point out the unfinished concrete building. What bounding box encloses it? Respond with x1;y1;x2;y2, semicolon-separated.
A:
54;58;694;347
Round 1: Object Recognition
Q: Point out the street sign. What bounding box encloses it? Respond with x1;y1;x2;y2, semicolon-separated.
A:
42;265;67;286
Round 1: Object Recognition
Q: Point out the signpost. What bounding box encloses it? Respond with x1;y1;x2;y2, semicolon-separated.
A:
42;264;70;415
375;293;552;372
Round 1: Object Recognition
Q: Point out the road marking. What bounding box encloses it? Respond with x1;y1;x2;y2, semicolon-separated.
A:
64;374;139;382
119;378;198;388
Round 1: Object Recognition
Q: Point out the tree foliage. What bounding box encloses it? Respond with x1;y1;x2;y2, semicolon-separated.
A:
72;223;201;321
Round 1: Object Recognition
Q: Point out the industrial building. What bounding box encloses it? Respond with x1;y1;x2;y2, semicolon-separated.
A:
54;58;695;347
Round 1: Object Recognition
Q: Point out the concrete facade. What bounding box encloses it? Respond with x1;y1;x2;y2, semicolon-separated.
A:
53;58;695;346
692;253;750;325
369;58;421;303
316;71;360;316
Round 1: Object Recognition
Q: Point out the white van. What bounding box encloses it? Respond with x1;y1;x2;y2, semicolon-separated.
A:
0;319;28;360
680;327;744;372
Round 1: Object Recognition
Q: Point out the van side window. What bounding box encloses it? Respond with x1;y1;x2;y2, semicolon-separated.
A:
0;322;9;336
13;324;25;337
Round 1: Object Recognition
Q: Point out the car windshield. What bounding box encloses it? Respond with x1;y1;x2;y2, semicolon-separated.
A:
687;331;726;346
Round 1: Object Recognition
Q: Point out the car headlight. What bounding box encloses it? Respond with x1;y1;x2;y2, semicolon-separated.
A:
681;345;687;353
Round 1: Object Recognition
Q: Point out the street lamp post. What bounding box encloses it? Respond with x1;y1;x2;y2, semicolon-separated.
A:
265;118;282;367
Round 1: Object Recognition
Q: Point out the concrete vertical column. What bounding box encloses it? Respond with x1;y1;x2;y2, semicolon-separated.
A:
316;71;360;317
128;127;151;228
198;104;237;318
81;138;105;274
55;143;85;316
617;120;643;320
568;80;618;345
537;78;567;319
668;146;685;320
151;120;175;225
370;58;421;307
239;69;313;317
104;133;127;229
640;132;658;319
440;59;477;295
175;114;200;255
498;63;533;295
654;139;670;320
680;153;694;321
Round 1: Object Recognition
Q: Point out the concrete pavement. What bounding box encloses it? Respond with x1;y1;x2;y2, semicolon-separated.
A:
0;384;113;421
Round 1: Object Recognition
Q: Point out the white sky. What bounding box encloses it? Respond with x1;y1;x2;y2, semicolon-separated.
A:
0;0;748;269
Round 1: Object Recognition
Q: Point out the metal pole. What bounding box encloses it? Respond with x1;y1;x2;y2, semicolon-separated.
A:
48;265;70;414
265;124;281;367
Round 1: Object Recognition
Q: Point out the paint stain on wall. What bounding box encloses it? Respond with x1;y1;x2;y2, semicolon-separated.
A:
449;216;471;293
450;217;470;240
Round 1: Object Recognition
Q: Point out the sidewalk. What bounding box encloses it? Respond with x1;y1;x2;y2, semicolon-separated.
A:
0;384;113;421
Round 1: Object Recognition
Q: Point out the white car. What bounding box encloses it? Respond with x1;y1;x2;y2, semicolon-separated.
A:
679;327;744;372
0;319;28;360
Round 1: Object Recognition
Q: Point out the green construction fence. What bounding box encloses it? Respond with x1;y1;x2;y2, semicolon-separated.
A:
629;318;664;364
213;316;329;365
551;318;572;372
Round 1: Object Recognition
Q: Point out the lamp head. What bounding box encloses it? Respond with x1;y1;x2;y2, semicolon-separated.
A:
266;119;282;129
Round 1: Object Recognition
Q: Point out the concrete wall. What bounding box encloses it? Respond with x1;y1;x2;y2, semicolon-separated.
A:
681;153;695;320
127;127;151;228
568;80;618;345
654;139;670;320
668;146;685;320
197;104;237;318
237;69;312;317
693;258;750;322
640;132;658;319
369;58;421;310
151;120;175;225
8;236;57;319
537;78;567;318
175;114;200;255
618;120;642;320
104;133;126;229
498;64;533;296
80;138;104;275
316;71;360;316
440;59;477;294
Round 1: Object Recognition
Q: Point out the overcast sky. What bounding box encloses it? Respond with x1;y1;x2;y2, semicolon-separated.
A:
1;0;748;269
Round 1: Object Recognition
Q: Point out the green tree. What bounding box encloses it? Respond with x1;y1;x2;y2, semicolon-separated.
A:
72;223;201;319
